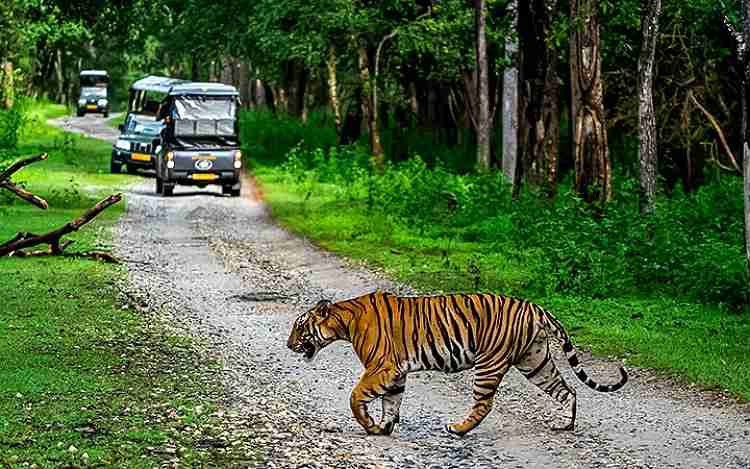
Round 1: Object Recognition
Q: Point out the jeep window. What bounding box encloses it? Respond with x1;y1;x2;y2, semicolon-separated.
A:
173;96;237;121
81;87;107;99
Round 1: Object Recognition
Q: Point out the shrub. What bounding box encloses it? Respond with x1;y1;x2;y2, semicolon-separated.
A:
271;143;750;307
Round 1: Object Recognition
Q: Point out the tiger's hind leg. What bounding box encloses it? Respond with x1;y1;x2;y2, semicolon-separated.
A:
515;330;577;431
445;362;510;437
379;376;407;435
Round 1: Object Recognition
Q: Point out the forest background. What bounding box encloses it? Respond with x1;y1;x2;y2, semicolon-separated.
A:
1;0;749;397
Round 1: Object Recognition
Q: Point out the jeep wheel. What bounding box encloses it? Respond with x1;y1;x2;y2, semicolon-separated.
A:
126;164;138;174
155;177;163;195
77;109;84;117
110;161;121;174
103;111;109;118
222;185;232;196
231;188;241;197
162;183;175;197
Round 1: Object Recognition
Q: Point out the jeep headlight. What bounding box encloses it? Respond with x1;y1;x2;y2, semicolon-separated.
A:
78;98;86;105
97;99;107;106
233;150;242;169
115;139;130;151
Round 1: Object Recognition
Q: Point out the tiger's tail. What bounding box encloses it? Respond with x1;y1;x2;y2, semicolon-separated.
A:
540;306;628;393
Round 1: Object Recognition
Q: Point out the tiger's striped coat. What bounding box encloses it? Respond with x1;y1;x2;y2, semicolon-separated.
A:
287;291;627;436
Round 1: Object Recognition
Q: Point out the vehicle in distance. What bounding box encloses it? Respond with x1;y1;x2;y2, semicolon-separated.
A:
77;70;110;117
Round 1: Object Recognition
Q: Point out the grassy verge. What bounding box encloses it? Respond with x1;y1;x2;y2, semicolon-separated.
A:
254;165;750;400
106;113;126;129
0;104;256;466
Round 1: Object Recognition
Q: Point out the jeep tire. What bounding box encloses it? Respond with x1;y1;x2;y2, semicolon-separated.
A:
110;160;121;174
155;177;163;195
162;183;174;197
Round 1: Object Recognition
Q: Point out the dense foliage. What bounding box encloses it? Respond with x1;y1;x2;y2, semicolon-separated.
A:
244;111;750;308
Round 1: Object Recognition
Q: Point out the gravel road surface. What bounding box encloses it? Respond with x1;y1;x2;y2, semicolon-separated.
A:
54;115;750;469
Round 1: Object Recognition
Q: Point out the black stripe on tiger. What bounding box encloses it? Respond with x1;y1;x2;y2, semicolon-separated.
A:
563;339;627;392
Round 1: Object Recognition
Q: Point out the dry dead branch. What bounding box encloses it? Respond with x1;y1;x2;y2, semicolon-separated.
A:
0;153;49;209
688;92;743;173
0;193;123;261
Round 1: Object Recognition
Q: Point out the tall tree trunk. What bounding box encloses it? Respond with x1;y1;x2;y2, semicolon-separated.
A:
519;0;560;194
475;0;491;172
358;46;384;165
638;0;661;214
327;46;343;139
55;49;65;104
191;56;200;81
341;87;364;145
239;62;251;108
743;0;750;272
1;61;13;109
570;0;611;203
502;0;520;186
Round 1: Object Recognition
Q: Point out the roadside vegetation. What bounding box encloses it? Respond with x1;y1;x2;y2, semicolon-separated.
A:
0;104;256;467
245;111;750;400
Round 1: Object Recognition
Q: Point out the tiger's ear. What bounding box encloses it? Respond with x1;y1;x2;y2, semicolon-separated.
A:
315;299;331;316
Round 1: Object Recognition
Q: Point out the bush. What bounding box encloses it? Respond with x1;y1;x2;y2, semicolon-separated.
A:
0;97;30;152
272;144;750;307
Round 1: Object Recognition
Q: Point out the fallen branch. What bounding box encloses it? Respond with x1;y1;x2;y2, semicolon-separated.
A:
0;193;123;259
688;92;742;173
0;153;49;209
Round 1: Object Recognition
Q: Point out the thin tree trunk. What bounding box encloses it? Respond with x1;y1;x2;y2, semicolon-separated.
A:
358;46;384;164
327;46;343;138
239;62;251;108
502;0;520;185
570;0;611;203
638;0;661;214
743;0;750;272
191;56;200;81
475;0;491;172
55;49;64;104
518;0;560;194
1;61;13;109
408;81;419;117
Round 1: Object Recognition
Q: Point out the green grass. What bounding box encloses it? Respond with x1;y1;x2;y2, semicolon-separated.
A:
106;113;126;129
254;170;750;400
0;103;257;467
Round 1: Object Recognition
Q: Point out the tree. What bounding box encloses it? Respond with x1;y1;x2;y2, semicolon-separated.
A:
745;0;750;272
0;0;23;109
502;0;520;186
518;0;560;195
637;0;661;214
570;0;611;203
474;0;491;172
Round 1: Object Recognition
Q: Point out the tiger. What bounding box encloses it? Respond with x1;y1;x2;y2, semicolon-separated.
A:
287;291;627;437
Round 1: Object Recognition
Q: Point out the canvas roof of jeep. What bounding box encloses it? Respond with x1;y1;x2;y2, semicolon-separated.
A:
80;70;109;77
168;82;239;97
130;75;188;94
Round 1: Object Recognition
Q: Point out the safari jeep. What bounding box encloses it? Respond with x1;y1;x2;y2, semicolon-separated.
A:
111;76;185;174
154;82;242;197
77;70;110;117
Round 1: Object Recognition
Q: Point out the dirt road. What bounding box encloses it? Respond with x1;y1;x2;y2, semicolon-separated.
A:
54;115;750;469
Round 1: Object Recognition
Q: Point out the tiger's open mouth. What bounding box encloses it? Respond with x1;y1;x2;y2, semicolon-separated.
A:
301;342;316;361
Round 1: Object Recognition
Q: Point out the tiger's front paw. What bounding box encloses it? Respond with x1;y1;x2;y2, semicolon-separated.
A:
444;422;468;437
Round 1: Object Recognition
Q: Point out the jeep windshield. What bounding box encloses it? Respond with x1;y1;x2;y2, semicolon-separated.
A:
129;117;163;136
81;87;107;99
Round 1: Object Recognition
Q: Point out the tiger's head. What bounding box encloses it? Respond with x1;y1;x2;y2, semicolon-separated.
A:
287;299;342;362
